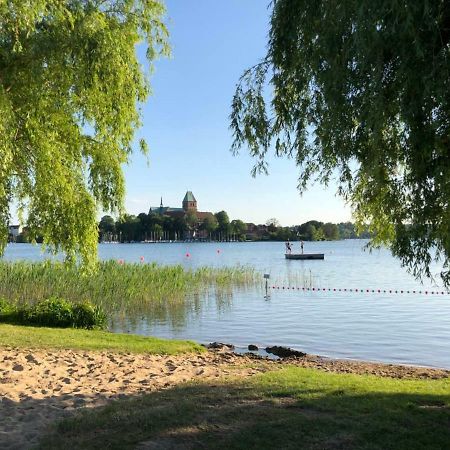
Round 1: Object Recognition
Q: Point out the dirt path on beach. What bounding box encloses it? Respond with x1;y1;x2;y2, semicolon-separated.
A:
0;346;448;449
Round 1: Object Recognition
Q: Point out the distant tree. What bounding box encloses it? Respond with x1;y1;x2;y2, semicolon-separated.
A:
162;216;175;238
302;224;316;241
298;221;323;240
322;223;340;241
266;218;280;226
147;213;163;230
231;219;247;239
201;216;219;236
153;223;163;240
338;222;357;240
358;226;372;240
312;227;326;241
116;215;140;242
215;211;231;235
98;215;116;242
275;227;293;241
185;211;198;238
137;213;148;224
266;218;280;233
231;0;450;285
173;216;187;240
0;1;169;268
136;213;148;239
99;216;116;234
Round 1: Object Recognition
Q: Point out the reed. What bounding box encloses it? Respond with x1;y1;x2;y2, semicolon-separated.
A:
0;261;256;318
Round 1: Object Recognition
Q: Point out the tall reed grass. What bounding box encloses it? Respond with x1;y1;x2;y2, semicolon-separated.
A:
0;261;256;319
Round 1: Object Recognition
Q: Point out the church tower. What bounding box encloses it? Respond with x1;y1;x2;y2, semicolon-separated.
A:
182;191;197;212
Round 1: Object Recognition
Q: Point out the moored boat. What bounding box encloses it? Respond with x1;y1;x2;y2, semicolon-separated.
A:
285;253;324;260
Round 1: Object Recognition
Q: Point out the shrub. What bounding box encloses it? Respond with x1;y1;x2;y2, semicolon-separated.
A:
24;297;73;328
0;297;109;330
72;301;107;329
0;298;14;314
0;298;18;322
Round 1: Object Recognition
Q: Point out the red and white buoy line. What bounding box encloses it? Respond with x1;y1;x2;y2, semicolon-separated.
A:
270;286;449;295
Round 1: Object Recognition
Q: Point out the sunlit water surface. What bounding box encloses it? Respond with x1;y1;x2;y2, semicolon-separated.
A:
4;241;450;368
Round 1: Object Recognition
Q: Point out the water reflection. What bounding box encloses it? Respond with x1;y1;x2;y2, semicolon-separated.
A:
111;285;251;333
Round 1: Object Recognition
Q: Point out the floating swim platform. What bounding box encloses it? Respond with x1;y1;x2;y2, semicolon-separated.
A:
285;253;324;260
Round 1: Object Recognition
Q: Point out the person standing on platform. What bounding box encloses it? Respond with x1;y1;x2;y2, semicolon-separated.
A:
300;240;304;254
285;240;292;254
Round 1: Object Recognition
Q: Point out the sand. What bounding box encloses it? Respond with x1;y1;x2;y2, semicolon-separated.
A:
0;347;266;449
0;346;448;449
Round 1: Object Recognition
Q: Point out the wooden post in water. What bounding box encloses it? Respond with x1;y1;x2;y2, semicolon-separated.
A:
264;273;270;299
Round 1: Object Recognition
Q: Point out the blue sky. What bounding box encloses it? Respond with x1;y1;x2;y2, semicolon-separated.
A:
124;0;352;226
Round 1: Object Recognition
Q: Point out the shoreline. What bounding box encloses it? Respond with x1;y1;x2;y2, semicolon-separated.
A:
231;345;450;372
212;345;450;379
1;345;449;448
210;341;450;372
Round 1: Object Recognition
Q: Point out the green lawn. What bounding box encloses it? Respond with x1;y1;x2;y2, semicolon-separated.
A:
39;366;450;449
0;324;204;355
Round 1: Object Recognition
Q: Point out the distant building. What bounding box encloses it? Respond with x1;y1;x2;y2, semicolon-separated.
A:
7;224;22;242
149;191;215;239
244;223;269;240
8;224;21;237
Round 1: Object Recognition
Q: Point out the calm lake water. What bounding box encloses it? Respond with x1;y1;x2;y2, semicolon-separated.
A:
4;241;450;369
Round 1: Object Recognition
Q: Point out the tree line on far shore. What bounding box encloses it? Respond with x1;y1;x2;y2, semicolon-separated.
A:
263;219;371;242
96;212;371;243
9;212;370;244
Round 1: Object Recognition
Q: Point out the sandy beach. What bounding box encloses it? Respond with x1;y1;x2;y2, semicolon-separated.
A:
1;346;449;449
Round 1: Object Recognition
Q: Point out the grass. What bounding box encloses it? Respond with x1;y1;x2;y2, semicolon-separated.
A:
0;261;257;317
0;324;204;354
38;366;450;449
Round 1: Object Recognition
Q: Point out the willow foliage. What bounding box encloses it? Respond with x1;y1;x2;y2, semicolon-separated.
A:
231;0;450;286
0;0;169;268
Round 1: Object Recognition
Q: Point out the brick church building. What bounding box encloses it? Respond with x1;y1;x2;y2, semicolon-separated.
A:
149;191;214;239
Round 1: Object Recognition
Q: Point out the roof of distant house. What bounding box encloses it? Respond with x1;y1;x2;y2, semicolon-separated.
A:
149;206;184;214
196;212;214;220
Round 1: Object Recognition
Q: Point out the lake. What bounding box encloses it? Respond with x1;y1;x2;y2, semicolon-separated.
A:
4;240;450;369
